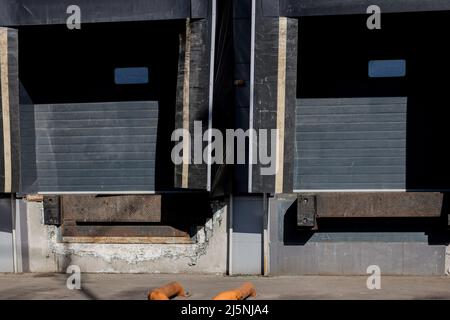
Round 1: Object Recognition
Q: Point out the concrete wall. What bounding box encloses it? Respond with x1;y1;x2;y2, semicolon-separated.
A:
16;199;228;274
446;246;450;275
15;194;450;275
269;195;450;276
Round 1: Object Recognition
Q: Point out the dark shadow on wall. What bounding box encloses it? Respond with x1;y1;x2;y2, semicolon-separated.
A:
283;200;314;245
441;192;450;229
18;82;38;194
284;217;450;246
211;0;235;197
17;199;30;272
404;13;450;189
160;192;214;235
0;195;12;233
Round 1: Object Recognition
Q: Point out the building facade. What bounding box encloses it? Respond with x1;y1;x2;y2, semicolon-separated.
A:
0;0;449;275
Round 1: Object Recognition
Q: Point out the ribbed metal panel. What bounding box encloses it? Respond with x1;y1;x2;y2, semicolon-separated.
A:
294;97;407;190
20;101;158;193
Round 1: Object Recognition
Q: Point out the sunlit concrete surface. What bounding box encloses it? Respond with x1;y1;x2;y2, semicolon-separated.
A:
0;274;449;300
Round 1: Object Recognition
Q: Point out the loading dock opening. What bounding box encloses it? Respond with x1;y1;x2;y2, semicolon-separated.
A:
9;1;219;243
41;192;217;243
295;11;450;192
18;20;183;193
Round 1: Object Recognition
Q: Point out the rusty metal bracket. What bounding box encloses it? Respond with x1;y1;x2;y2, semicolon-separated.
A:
43;195;61;226
297;194;317;228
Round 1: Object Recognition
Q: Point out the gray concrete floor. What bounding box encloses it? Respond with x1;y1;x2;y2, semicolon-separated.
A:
0;273;449;300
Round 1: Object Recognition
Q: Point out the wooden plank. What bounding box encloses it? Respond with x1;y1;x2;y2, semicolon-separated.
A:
0;28;11;193
0;28;19;193
62;225;189;237
275;17;287;194
0;29;4;193
315;193;443;218
61;195;162;223
182;19;191;189
175;20;187;189
62;236;194;244
26;194;44;202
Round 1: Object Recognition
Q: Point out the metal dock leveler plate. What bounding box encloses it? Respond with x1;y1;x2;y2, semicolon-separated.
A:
61;195;162;223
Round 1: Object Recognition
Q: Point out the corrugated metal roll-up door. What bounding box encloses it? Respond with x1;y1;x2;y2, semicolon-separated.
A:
294;97;407;191
20;101;158;193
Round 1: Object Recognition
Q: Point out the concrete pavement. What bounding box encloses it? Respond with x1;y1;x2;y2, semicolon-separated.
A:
0;273;449;300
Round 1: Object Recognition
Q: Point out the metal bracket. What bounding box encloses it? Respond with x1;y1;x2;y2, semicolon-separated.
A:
297;194;317;228
43;195;61;226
